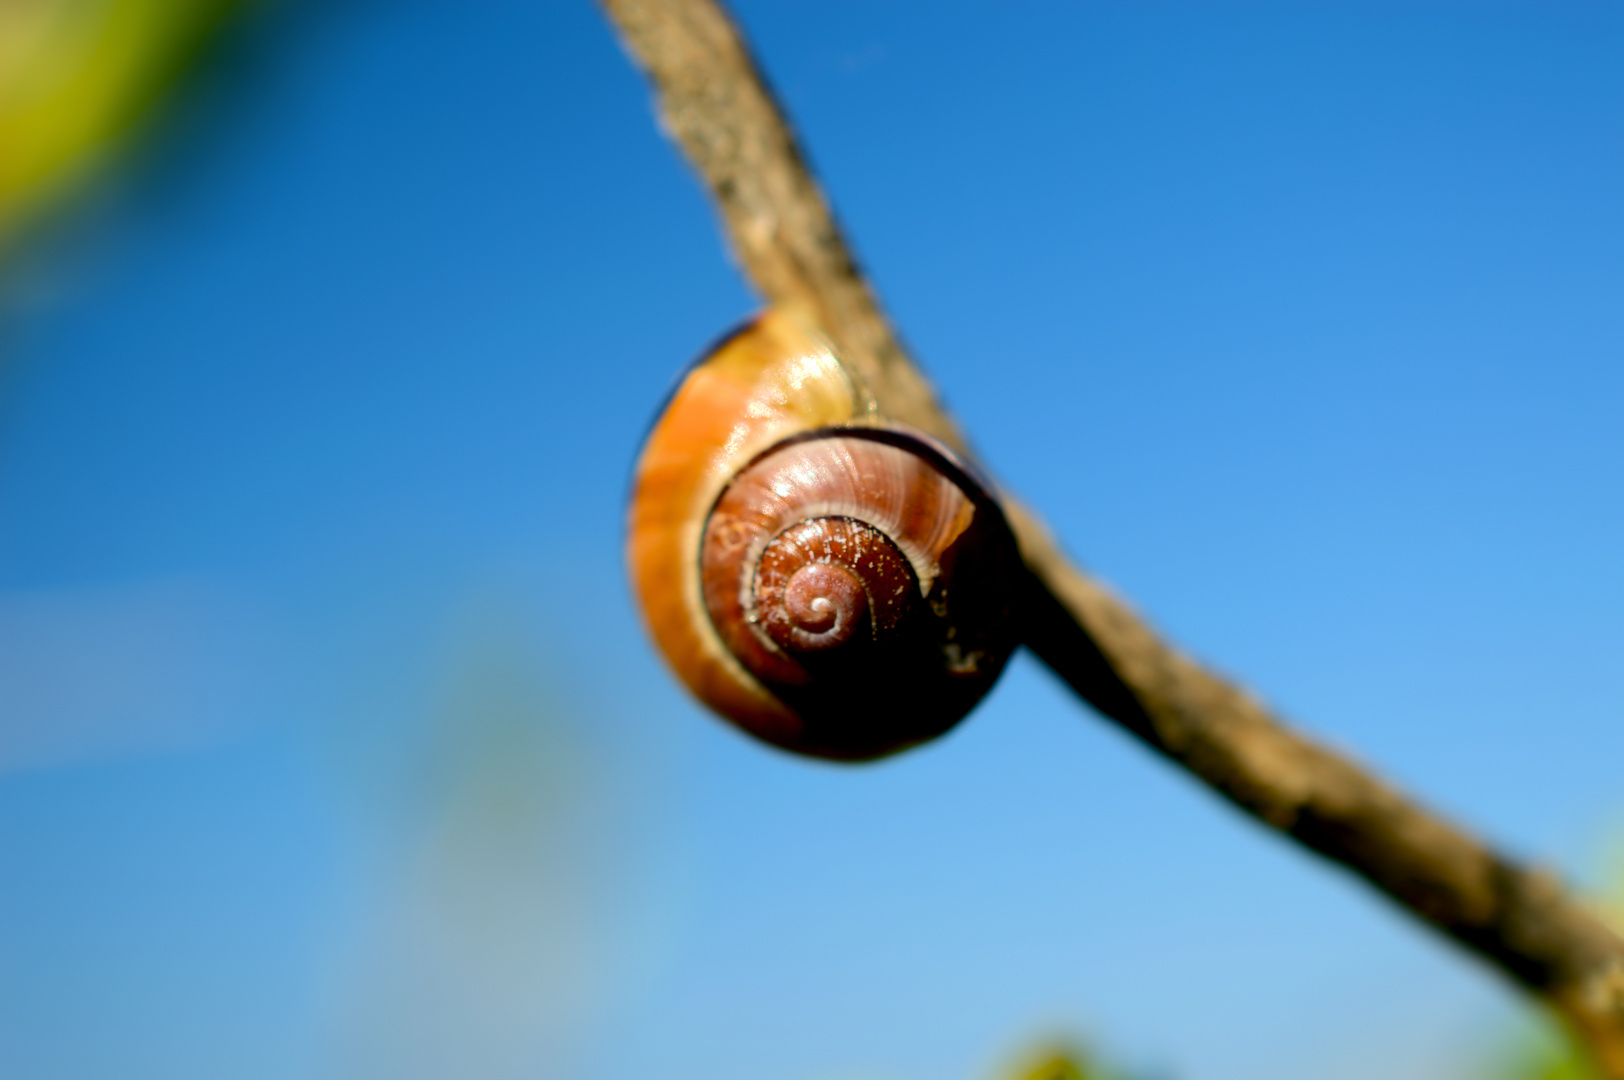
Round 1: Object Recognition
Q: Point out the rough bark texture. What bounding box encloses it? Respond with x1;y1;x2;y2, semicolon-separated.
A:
595;0;1624;1072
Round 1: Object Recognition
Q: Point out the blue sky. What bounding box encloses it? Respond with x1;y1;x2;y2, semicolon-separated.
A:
1;3;1621;1079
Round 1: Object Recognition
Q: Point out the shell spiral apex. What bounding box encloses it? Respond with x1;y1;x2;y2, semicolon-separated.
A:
627;310;1019;761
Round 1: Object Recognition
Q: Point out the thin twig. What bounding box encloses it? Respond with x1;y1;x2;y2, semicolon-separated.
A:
595;0;1624;1072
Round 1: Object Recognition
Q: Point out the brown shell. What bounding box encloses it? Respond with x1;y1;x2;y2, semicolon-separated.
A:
627;310;1018;760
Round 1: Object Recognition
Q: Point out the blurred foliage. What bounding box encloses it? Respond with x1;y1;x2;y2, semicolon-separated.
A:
0;0;264;254
1004;1049;1099;1080
999;1042;1139;1080
327;598;629;1080
1500;1046;1596;1080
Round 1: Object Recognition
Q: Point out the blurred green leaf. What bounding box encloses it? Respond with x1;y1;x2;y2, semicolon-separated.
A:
0;0;258;252
1000;1042;1128;1080
1008;1051;1094;1080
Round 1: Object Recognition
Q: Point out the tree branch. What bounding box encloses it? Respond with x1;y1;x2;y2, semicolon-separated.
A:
595;0;1624;1072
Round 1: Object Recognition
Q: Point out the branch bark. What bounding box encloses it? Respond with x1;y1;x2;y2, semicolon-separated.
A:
595;0;1624;1072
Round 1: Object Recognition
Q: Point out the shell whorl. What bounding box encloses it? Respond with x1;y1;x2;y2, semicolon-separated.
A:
698;429;1017;756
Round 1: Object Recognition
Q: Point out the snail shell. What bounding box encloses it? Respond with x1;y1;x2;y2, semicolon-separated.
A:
627;310;1018;761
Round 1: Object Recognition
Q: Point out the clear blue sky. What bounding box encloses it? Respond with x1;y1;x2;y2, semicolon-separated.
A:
1;3;1621;1079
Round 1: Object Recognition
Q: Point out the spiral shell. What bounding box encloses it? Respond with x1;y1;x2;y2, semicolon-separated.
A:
627;310;1018;760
